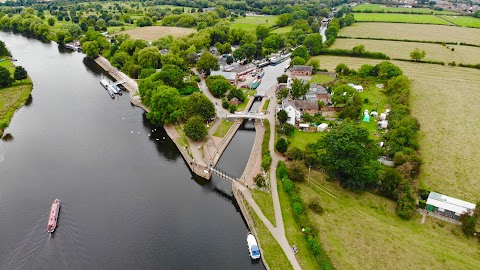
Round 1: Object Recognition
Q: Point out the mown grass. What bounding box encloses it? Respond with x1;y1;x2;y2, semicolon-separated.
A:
354;13;451;25
353;3;457;15
231;15;279;31
251;189;276;227
262;99;270;111
299;170;480;270
271;26;292;34
236;96;250;111
339;22;480;45
288;130;326;150
440;15;480;28
212;119;233;138
332;38;480;65
314;55;480;201
249;204;293;270
117;26;196;41
0;78;33;136
277;169;323;270
310;74;335;84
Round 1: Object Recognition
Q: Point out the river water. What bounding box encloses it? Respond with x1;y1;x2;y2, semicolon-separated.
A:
0;32;264;269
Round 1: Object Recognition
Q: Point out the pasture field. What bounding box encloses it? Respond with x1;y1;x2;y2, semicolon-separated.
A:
332;38;480;64
117;26;196;41
312;55;480;201
339;22;480;45
271;26;292;34
440;15;480;28
353;13;451;25
298;170;480;270
352;3;457;15
230;15;279;31
288;130;325;150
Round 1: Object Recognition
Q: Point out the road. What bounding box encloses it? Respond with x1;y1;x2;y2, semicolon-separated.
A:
320;22;328;43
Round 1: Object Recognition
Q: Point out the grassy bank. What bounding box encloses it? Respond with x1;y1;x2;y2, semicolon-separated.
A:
310;74;335;84
0;78;33;136
213;119;234;138
251;189;276;226
249;204;293;270
300;170;480;270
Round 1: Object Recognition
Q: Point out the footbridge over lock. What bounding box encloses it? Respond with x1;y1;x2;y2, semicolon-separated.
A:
223;112;268;121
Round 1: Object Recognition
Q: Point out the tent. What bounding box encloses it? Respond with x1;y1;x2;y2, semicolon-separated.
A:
362;110;370;122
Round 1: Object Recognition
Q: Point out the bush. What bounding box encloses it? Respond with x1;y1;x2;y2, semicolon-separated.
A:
229;104;236;113
275;137;288;153
222;99;229;109
283;178;294;194
460;211;477;236
285;147;304;160
261;154;272;171
254;174;266;188
287;161;306;182
308;200;324;215
293;202;303;216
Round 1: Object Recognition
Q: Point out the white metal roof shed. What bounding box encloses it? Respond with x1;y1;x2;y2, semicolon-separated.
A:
426;192;476;216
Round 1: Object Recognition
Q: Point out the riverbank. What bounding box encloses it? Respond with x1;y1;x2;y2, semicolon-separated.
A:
0;58;33;138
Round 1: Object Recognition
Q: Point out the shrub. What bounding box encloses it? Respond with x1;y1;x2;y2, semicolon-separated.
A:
287;161;306;182
283;178;294;194
254;174;266;188
261;154;272;171
293;202;303;216
229;104;237;113
222;99;229;109
460;211;477;236
308;200;324;215
275;137;288;153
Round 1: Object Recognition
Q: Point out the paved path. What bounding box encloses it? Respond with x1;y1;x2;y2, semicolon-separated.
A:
192;68;230;117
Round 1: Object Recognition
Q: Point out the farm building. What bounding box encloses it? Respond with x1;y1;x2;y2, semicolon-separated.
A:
210;71;238;85
426;192;476;219
291;65;313;76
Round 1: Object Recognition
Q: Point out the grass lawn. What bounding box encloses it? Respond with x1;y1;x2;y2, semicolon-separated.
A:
313;55;480;201
353;3;457;15
271;26;292;34
339;22;480;45
277;170;323;270
107;25;136;35
440;15;480;28
231;15;279;31
251;189;276;226
288;130;325;150
353;13;451;25
310;74;335;84
332;38;480;65
244;89;256;96
249;204;293;270
0;78;33;136
212;119;233;138
299;170;480;270
174;123;189;150
262;99;270;111
236;97;250;111
117;26;196;41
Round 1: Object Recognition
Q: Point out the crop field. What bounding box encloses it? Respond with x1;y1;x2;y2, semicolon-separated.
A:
339;22;480;45
353;13;451;25
440;15;480;28
230;15;279;31
352;3;457;15
117;26;196;41
313;55;480;201
332;38;480;65
299;171;480;270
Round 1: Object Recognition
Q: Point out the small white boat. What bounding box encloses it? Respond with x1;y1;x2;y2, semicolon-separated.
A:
247;233;261;259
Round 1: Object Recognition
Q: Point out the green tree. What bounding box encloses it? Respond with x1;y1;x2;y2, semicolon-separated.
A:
309;59;320;71
47;17;55;26
335;63;350;75
375;61;403;79
379;167;403;199
276;137;289;153
358;64;375;77
291;45;309;62
227;88;246;102
352;44;366;55
410;48;426;61
331;84;357;107
302;33;323;55
0;40;9;56
137;46;162;69
0;66;12;87
197;51;219;75
226;55;233;65
277;87;289;99
321;122;380;191
147;86;184;125
287;161;306;182
474;10;480;18
110;51;131;69
256;25;269;41
13;66;27;81
82;41;100;59
396;180;417;219
206;75;231;97
460;211;478;236
157;64;185;89
277;109;288;124
291;78;309;99
184;92;215;121
290;56;307;66
184;115;208;141
277;74;288;84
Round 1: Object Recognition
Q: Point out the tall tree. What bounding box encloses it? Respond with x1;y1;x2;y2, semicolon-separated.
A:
410;48;426;61
82;41;100;59
13;66;27;81
303;33;323;55
196;51;219;75
184;92;215;121
0;66;12;87
321;122;380;191
291;78;309;99
0;40;9;57
147;86;184;126
277;110;288;124
157;64;184;89
184;116;208;141
137;46;162;69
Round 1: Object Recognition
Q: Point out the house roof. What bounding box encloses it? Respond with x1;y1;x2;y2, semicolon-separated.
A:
291;65;313;72
293;100;319;111
426;192;476;215
310;84;328;94
210;71;237;81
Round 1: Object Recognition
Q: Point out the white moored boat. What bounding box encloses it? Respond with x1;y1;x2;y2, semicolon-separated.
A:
247;233;261;259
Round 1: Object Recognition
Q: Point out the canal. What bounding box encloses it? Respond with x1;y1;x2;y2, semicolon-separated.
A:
0;32;264;269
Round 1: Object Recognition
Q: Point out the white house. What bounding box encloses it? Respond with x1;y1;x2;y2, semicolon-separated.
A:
280;99;301;126
426;192;476;219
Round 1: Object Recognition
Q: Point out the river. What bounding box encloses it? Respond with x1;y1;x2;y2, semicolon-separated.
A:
0;32;264;269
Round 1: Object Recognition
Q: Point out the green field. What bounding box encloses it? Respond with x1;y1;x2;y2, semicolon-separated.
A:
440;15;480;28
231;15;279;31
271;26;292;34
310;74;335;84
313;55;480;201
354;13;452;25
300;170;480;270
212;119;234;138
353;3;457;15
288;130;326;150
332;38;480;65
339;22;480;45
